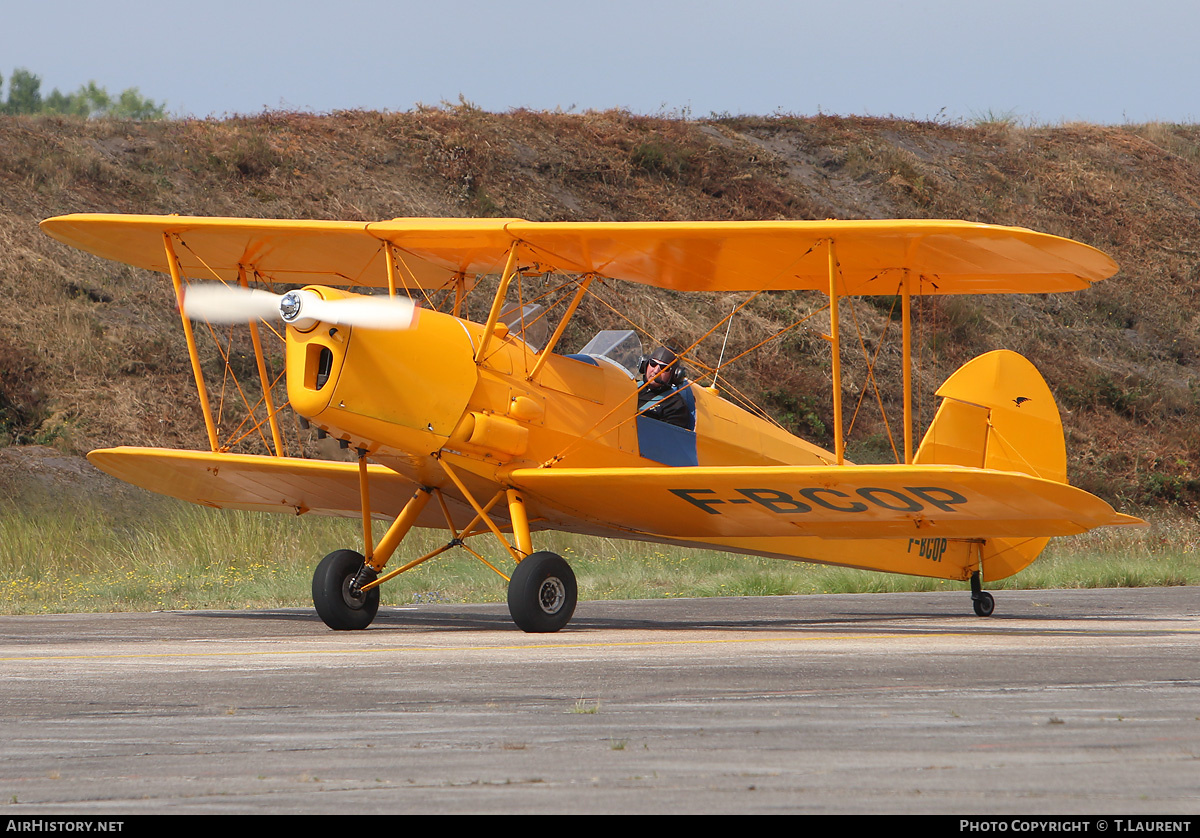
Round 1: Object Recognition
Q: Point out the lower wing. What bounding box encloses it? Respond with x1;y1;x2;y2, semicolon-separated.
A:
509;464;1143;540
87;447;418;519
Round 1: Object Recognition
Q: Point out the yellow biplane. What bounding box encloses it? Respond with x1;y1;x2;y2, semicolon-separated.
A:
40;214;1142;631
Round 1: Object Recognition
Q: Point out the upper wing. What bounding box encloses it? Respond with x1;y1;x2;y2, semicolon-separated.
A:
38;215;511;290
499;219;1118;295
509;464;1143;540
42;215;1117;296
87;447;420;519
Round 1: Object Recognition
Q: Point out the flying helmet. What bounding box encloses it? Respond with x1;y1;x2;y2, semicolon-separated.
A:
639;346;687;386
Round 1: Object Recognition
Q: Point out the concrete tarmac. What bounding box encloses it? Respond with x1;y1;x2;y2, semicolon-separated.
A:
1;587;1198;814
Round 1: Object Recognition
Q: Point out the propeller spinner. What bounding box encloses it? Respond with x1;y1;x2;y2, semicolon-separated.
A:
180;283;417;331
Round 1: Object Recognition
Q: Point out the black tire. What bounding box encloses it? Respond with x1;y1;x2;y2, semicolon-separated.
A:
973;590;995;618
312;549;379;630
507;551;577;633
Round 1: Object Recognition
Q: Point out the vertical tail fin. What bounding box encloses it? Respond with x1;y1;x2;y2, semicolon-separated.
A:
915;350;1066;580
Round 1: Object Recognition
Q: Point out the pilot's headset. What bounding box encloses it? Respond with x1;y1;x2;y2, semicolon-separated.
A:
639;346;687;386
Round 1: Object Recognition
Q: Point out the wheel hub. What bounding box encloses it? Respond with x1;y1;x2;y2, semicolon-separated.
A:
538;577;566;615
341;571;374;610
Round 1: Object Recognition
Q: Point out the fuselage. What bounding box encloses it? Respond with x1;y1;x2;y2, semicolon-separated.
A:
285;295;836;536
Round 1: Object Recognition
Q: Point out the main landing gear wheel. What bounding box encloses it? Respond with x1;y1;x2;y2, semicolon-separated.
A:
313;549;379;630
507;551;577;633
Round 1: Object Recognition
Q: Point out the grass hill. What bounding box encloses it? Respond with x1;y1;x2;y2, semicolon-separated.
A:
2;106;1200;510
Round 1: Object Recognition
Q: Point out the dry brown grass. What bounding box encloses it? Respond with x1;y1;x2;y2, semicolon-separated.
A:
3;109;1200;508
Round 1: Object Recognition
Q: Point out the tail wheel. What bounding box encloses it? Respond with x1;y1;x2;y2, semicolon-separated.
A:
313;549;379;630
970;572;995;617
972;591;996;618
507;551;577;633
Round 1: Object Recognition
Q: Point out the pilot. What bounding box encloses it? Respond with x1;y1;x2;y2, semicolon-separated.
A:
638;346;696;431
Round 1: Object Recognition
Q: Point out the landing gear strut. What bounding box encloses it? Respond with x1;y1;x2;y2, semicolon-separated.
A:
313;549;380;630
970;571;995;617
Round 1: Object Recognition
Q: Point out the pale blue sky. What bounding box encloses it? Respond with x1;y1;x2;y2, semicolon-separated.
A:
4;0;1197;123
